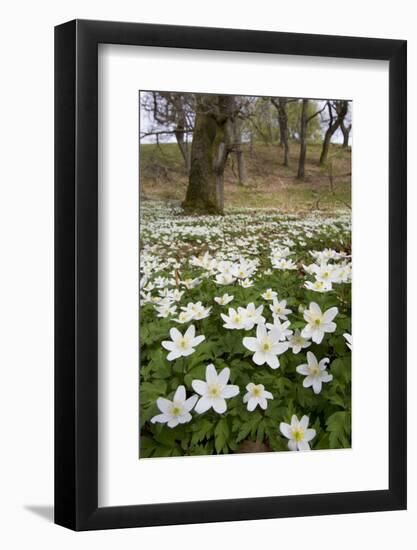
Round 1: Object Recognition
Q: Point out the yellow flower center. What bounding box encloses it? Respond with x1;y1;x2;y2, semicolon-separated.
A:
208;384;221;397
292;428;305;442
179;338;189;349
233;315;242;323
262;341;272;352
252;387;262;397
170;406;182;416
314;318;322;326
310;366;320;376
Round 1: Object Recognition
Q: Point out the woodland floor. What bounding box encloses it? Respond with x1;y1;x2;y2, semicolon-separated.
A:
140;140;351;213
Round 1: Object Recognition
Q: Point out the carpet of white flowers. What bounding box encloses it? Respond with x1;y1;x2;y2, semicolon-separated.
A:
139;201;352;458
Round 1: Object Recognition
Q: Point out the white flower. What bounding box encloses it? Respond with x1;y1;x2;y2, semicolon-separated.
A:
301;302;338;344
181;277;201;289
279;415;316;451
240;303;265;330
172;310;194;324
296;351;333;394
243;383;273;411
265;318;293;341
271;258;297;270
344;332;352;350
288;329;311;354
269;298;292;320
239;278;254;288
261;288;277;300
192;364;239;414
151;385;198;428
243;323;289;369
214;293;234;305
215;273;236;285
221;307;248;330
181;301;211;320
161;325;205;361
155;303;177;318
304;280;333;293
310;262;339;284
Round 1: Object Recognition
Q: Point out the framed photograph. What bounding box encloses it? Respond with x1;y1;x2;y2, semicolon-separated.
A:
55;19;407;530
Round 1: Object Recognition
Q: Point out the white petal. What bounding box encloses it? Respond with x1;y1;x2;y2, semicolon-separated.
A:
311;329;324;344
222;384;239;398
217;367;230;386
206;363;218;384
192;335;206;347
299;415;309;429
266;354;280;369
173;385;186;402
304;428;316;442
195;396;212;414
184;324;196;339
264;391;273;400
247;397;257;411
288;439;298;451
323;322;336;333
169;327;182;341
177;412;192;424
258;398;268;410
184;394;198;411
303;376;313;388
323;307;338;322
256;323;267;339
253;352;266;365
161;340;175;351
280;422;292;438
297;440;310;451
167;417;180;428
151;413;169;424
309;302;321;315
306;351;317;367
167;350;180;361
156;397;172;413
191;380;207;396
312;380;322;394
242;337;259;352
212;397;227;414
296;364;310;375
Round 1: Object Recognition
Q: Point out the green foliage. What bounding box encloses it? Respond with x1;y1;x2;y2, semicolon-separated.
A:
139;203;351;458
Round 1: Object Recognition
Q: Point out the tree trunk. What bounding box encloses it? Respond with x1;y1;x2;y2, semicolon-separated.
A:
297;99;308;179
232;118;247;185
278;98;290;166
182;95;230;214
341;120;351;148
174;124;191;172
320;100;349;164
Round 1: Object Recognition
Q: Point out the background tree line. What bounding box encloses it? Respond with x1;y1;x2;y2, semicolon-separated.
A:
140;92;352;214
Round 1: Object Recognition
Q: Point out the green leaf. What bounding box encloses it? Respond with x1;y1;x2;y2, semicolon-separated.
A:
214;418;230;454
326;411;351;448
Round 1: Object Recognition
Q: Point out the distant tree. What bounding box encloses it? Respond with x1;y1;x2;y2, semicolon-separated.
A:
140;92;195;171
297;99;308;179
271;97;290;166
297;100;327;179
319;100;349;164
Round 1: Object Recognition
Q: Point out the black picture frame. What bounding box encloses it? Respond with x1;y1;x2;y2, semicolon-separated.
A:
55;19;407;531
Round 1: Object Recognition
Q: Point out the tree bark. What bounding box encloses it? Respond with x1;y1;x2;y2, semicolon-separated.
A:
182;95;230;214
297;99;308;179
232;117;247;185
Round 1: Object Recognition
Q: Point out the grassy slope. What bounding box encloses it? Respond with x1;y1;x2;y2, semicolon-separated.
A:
140;140;351;213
